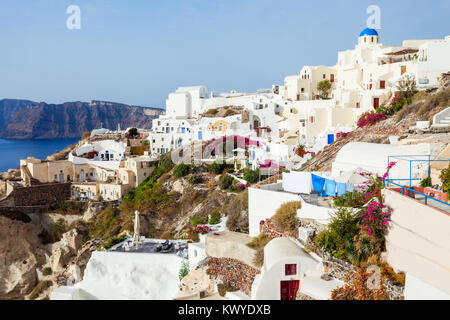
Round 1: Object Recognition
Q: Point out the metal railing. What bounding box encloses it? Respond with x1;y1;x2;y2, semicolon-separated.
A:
385;179;450;209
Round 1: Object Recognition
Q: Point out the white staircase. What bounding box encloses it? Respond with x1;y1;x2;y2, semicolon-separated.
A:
431;106;450;128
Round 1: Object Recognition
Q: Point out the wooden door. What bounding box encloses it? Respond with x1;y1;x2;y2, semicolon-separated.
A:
280;280;300;300
373;97;379;109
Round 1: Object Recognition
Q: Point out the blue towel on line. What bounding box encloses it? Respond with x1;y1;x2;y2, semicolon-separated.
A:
337;182;347;196
311;174;325;193
324;179;337;197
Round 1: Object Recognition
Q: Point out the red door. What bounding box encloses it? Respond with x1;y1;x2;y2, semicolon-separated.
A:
280;280;299;300
373;97;379;109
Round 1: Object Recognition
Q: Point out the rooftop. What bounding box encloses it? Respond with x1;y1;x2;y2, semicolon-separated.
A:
360;27;379;37
108;238;188;256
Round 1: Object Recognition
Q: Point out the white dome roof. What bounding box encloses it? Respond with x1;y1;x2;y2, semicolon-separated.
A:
264;237;316;272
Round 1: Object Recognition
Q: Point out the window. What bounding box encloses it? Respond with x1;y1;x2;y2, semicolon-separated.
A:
310;116;314;123
296;94;300;101
301;88;304;93
323;74;326;79
380;80;386;89
401;65;406;75
356;102;360;108
330;74;335;83
285;264;297;276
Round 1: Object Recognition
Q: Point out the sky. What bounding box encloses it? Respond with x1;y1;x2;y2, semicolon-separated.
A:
0;0;449;108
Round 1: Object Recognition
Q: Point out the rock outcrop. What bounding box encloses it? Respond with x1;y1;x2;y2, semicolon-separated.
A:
0;216;47;299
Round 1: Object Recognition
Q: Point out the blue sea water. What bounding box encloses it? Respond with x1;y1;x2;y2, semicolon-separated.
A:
0;138;79;172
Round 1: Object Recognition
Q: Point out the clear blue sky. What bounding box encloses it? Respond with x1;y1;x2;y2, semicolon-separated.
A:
0;0;448;108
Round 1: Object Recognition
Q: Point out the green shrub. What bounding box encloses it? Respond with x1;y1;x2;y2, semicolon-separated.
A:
314;208;359;262
219;175;235;190
243;168;259;183
419;176;432;188
173;163;191;178
186;174;202;185
208;209;221;225
98;234;127;251
439;164;450;197
178;261;189;281
190;215;208;227
272;201;302;236
210;161;227;175
375;105;389;115
333;190;366;208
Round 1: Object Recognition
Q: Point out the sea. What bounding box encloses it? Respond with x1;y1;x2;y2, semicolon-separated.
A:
0;138;79;172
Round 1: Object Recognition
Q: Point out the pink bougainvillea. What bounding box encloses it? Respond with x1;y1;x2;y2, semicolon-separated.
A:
336;131;350;139
357;163;396;239
357;111;387;128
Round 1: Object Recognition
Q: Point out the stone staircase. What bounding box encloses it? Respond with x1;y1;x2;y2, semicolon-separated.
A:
431;106;450;129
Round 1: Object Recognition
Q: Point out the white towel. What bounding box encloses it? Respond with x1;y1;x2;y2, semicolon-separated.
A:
282;171;312;194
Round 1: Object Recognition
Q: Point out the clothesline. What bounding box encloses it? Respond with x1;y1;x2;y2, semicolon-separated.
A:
282;171;357;197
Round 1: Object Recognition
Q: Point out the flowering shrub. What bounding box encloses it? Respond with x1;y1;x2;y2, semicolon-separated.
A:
182;224;212;242
315;163;396;264
294;145;310;158
236;183;247;191
357;111;387;128
336;132;350;140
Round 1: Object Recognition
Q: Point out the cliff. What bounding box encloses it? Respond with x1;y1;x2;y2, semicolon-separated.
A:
0;99;165;139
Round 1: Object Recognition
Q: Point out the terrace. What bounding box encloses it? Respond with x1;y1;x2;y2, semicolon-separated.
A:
385;154;450;214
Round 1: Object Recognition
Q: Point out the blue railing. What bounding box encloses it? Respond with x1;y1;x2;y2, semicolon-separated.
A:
385;179;450;208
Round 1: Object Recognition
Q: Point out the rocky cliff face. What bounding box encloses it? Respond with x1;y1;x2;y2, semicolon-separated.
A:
0;99;164;139
0;216;47;299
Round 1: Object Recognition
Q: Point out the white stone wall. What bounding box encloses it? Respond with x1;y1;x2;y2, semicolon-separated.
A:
384;189;450;298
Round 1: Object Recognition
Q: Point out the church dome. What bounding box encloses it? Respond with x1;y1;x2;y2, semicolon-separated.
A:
360;28;379;37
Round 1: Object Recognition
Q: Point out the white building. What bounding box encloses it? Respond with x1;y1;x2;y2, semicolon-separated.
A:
279;29;450;148
251;237;323;300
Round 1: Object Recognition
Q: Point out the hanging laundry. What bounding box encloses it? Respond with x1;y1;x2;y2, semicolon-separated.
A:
282;172;312;194
346;183;354;193
324;179;337;197
337;182;347;196
311;174;326;193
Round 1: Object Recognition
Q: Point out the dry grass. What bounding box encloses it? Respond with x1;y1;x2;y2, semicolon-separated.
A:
398;86;450;121
28;281;53;300
272;201;302;236
246;233;272;250
253;248;265;267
